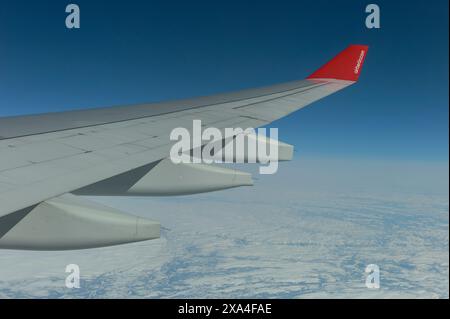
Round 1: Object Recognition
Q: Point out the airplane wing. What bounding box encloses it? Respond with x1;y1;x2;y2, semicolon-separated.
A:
0;45;368;250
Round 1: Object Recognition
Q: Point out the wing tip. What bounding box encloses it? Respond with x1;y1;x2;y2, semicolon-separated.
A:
307;44;369;82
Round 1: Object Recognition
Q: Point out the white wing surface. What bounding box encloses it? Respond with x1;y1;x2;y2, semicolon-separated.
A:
0;45;368;250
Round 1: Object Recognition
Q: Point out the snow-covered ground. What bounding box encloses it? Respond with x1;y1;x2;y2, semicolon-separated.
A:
0;158;448;298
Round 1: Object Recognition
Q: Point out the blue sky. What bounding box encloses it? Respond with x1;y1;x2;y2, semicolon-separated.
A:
0;0;448;161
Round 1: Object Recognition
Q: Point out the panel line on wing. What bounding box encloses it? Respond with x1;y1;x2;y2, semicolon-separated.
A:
0;81;325;140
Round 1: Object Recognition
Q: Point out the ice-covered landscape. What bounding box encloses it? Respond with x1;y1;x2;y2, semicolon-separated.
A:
0;158;448;298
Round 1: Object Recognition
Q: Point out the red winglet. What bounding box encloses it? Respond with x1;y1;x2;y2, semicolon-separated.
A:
307;45;369;81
